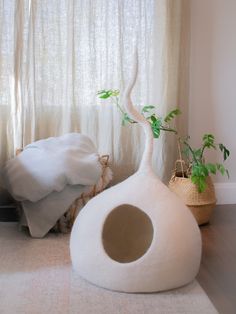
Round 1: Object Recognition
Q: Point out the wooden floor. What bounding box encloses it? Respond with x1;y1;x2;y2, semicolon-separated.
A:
197;204;236;314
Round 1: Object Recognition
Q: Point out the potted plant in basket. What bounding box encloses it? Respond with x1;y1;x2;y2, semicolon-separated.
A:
168;134;230;225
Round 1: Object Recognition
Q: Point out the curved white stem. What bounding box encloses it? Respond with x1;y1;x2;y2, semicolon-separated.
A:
122;53;154;174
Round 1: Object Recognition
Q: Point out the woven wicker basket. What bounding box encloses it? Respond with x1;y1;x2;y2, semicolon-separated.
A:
168;161;216;225
16;148;111;233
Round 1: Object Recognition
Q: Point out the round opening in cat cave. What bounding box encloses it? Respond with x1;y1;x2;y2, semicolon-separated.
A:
102;204;154;263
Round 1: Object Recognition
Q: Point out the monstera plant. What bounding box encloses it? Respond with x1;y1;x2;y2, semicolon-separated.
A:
97;89;181;138
179;134;230;192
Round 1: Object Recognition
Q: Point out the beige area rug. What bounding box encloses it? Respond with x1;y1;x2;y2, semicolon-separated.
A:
0;223;218;314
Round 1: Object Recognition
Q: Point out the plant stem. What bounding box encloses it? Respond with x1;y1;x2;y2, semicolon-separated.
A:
111;96;136;123
182;139;199;165
111;96;125;114
160;127;177;134
200;144;207;162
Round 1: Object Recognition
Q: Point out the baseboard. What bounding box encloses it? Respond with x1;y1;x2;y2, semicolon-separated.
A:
214;183;236;205
0;205;18;222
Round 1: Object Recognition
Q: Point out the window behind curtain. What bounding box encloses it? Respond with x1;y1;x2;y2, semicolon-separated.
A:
0;0;183;183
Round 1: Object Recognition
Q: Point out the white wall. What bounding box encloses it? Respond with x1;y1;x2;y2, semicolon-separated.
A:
189;0;236;204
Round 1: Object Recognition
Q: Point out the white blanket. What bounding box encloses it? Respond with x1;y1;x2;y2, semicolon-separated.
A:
2;133;103;237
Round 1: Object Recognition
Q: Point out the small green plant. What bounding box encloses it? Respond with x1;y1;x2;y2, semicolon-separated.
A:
180;134;230;192
97;89;181;138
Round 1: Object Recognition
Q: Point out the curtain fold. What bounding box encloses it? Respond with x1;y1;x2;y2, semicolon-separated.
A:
0;0;185;183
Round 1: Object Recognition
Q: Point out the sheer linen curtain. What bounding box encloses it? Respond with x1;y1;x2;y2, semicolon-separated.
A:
0;0;184;183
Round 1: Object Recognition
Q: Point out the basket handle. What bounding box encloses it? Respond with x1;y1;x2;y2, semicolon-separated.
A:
16;148;23;156
99;154;109;166
173;159;187;178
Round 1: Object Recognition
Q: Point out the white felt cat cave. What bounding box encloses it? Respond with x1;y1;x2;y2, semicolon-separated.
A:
70;55;201;293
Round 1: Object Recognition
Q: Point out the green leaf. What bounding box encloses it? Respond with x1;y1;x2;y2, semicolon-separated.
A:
97;89;119;99
202;134;216;149
111;90;120;96
99;94;110;99
152;128;161;138
191;164;209;177
205;163;217;175
150;115;157;123
213;162;230;178
122;113;132;126
152;125;161;138
164;108;181;123
153;117;162;126
198;177;207;193
142;105;155;113
203;133;214;142
191;175;207;193
150;116;162;138
182;147;190;158
219;143;230;161
193;148;202;159
226;169;230;178
216;163;226;176
98;90;112;99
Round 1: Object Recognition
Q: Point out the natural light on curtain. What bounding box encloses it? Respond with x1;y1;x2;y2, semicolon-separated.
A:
0;0;183;183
